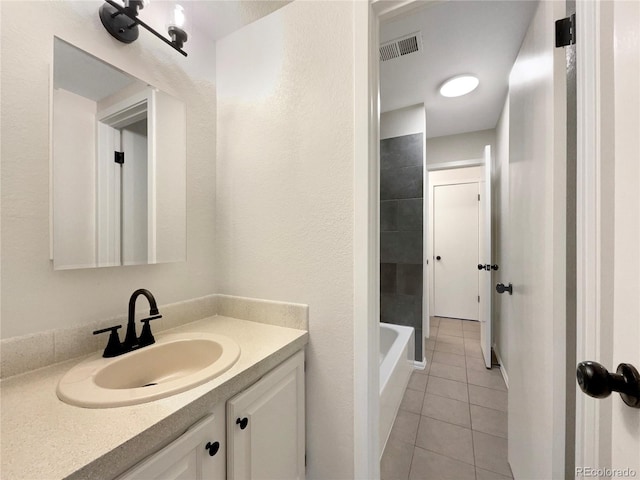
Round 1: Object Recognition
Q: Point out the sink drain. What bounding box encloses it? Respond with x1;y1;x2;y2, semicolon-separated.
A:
142;382;158;387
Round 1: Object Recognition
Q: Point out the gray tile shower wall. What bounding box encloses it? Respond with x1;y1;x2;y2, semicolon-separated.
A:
380;133;424;362
380;133;423;169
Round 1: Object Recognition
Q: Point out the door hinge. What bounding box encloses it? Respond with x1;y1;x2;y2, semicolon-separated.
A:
305;453;307;467
555;13;576;47
114;151;125;164
478;194;480;201
478;295;480;303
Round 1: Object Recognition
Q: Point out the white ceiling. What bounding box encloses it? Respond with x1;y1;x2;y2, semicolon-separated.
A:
380;0;538;138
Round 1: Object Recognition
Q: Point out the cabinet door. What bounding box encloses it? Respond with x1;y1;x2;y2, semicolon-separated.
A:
117;403;225;480
227;351;305;480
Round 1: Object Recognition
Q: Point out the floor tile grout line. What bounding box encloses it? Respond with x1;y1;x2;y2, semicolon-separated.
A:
464;344;477;474
471;428;510;442
419;410;470;430
411;443;477;469
466;382;508;393
463;324;480;476
432;349;466;357
468;401;508;413
473;463;515;479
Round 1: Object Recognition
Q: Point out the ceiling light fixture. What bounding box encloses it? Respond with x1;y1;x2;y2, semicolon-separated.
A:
99;0;188;57
439;75;479;98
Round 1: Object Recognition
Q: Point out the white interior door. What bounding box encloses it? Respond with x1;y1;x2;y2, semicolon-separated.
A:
433;182;479;320
507;1;567;477
479;145;492;368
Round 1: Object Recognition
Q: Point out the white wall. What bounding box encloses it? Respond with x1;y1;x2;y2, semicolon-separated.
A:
0;1;216;338
380;104;425;139
216;2;355;478
493;96;509;374
52;88;97;269
153;90;187;265
426;128;496;165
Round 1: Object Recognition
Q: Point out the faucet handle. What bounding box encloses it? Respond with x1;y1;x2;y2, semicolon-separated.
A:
93;325;123;358
138;315;162;347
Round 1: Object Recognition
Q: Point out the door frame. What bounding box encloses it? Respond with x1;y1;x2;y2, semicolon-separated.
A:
354;2;443;478
574;0;611;471
356;0;595;477
353;2;380;478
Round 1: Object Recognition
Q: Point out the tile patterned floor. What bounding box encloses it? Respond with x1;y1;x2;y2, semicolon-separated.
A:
381;317;513;480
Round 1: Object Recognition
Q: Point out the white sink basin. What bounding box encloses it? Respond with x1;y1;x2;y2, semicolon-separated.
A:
57;333;241;408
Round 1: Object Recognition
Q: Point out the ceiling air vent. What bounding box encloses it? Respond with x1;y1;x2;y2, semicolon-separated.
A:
380;32;422;62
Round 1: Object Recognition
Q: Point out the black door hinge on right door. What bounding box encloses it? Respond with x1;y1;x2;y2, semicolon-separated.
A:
555;13;576;47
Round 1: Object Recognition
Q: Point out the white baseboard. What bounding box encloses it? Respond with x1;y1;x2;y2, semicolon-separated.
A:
492;344;509;389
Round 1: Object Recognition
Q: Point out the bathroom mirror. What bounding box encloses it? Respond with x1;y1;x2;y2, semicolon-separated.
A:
51;37;186;270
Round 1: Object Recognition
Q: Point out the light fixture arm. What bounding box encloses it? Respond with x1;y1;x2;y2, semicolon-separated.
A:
101;0;187;57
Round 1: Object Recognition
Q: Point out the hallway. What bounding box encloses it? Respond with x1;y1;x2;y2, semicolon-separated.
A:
381;317;511;480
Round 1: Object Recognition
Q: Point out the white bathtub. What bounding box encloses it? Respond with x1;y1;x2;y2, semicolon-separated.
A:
379;322;415;458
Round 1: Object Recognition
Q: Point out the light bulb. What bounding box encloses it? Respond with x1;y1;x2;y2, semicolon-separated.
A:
167;4;188;49
171;5;185;28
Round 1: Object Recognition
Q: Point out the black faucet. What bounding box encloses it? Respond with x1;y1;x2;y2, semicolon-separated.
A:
93;289;162;357
123;289;162;350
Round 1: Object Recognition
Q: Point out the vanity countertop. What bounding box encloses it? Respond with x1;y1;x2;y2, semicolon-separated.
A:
0;315;308;480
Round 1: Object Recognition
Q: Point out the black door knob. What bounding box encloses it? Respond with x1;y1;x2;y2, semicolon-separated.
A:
236;417;249;429
478;264;485;270
436;256;441;261
205;441;220;456
576;361;640;408
495;283;512;295
491;264;499;271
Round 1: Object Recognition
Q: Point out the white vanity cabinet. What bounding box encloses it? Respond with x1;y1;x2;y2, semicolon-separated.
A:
227;351;305;480
116;351;305;480
117;403;226;480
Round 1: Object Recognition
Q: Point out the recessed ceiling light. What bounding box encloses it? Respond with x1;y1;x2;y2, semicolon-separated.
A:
439;75;479;98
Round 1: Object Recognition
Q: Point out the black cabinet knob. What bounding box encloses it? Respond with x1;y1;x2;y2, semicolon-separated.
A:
436;256;441;261
478;264;485;270
495;283;512;295
205;441;220;456
491;264;499;271
236;417;248;430
576;361;640;408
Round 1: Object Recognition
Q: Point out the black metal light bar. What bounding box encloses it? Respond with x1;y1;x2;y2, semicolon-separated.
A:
103;0;188;57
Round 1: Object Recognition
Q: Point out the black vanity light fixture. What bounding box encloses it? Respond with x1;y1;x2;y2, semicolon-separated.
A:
99;0;188;57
